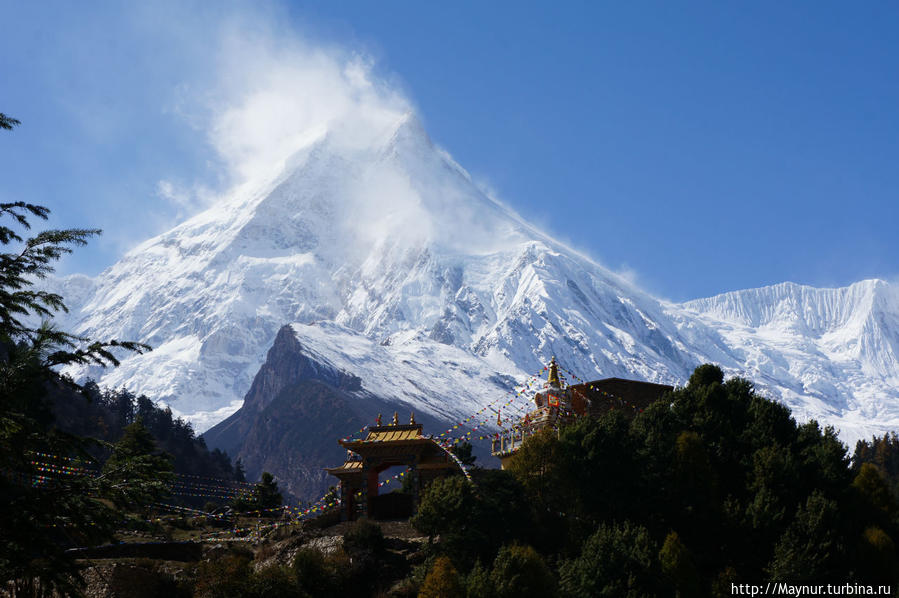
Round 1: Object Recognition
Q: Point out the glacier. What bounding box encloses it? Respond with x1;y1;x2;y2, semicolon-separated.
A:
50;111;899;447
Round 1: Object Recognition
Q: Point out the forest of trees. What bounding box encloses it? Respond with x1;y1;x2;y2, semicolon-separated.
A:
189;364;899;597
53;382;243;485
406;364;899;596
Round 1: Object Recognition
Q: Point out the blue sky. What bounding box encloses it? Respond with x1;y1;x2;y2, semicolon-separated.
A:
1;1;897;301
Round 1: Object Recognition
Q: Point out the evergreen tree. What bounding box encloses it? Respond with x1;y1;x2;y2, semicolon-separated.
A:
658;532;701;597
234;458;247;482
464;560;494;598
450;441;477;466
100;418;174;509
412;471;531;569
489;544;556;598
232;471;284;513
0;116;151;595
256;471;283;510
418;556;463;598
767;492;844;582
559;521;661;597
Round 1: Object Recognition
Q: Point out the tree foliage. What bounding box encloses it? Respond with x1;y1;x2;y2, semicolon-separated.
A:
559;522;660;597
0;116;160;596
450;440;477;466
418;556;463;598
231;471;283;513
100;418;174;509
412;470;532;568
0;113;19;130
415;362;899;593
489;543;556;598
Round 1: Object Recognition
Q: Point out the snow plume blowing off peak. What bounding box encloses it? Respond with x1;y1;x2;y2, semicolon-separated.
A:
206;40;410;186
153;2;415;212
162;6;529;256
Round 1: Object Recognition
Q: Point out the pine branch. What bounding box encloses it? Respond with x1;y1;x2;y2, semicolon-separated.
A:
0;113;21;130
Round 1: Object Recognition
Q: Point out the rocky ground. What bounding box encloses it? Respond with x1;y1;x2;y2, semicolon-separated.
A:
75;518;430;598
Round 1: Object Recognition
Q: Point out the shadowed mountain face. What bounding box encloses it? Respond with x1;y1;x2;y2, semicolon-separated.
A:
51;111;899;454
203;325;457;499
202;325;368;498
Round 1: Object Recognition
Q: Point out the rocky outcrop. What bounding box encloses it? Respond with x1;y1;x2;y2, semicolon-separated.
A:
202;325;412;499
203;325;363;463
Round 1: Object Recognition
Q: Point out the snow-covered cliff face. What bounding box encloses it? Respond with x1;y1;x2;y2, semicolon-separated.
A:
54;112;899;445
681;280;899;440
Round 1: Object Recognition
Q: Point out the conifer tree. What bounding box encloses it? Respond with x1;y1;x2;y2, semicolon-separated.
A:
0;115;152;596
256;471;283;510
234;457;247;482
418;556;463;598
489;544;556;598
450;440;477;466
100;418;174;509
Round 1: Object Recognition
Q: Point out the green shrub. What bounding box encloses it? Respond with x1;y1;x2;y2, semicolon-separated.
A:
559;522;659;597
489;544;555;598
418;555;463;598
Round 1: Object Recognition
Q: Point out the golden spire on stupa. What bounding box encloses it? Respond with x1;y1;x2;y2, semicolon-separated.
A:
547;356;562;388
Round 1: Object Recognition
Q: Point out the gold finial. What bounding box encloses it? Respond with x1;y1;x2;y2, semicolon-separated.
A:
391;411;399;426
547;356;561;388
410;411;416;425
496;409;502;426
376;413;382;426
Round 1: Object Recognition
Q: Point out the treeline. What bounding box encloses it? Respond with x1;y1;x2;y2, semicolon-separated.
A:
407;364;899;596
51;382;243;484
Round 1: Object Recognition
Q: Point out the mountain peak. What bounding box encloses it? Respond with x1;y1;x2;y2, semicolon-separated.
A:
52;113;899;446
388;111;430;147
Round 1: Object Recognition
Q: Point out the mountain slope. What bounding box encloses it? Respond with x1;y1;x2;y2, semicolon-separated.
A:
681;279;899;439
53;111;899;448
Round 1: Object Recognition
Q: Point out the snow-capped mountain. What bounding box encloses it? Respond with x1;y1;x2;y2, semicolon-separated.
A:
54;112;899;446
682;280;899;440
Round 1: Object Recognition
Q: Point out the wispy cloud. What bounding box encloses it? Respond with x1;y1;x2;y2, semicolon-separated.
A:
155;3;411;193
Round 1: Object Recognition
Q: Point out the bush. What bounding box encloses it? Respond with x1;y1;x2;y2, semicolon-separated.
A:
193;552;253;598
489;544;556;598
341;519;387;593
464;560;493;598
293;548;339;597
244;566;301;598
559;521;660;597
343;517;386;557
418;555;463;598
659;531;701;596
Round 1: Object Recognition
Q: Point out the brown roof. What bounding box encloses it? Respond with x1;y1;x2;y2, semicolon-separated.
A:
364;424;424;443
330;460;363;471
325;459;364;479
569;377;673;418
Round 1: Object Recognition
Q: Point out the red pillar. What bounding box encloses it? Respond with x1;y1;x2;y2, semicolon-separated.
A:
366;468;379;518
341;481;355;521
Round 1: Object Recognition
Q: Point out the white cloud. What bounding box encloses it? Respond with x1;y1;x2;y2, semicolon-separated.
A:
183;8;411;187
156;180;191;210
